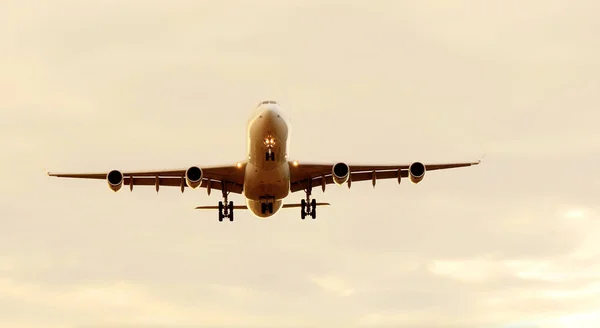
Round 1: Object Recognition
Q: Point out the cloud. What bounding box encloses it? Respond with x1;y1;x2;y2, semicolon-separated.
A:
2;0;600;327
429;257;505;283
309;275;356;296
0;271;314;327
0;277;190;326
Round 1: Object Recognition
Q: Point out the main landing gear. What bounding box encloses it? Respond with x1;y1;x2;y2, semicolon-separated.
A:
218;184;234;222
301;181;317;220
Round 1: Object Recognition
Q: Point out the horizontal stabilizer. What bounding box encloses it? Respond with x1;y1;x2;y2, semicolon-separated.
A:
195;205;248;210
282;202;331;208
194;202;331;210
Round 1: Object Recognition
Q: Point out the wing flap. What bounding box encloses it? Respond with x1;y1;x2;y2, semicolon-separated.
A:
289;164;403;182
123;177;243;194
290;170;406;192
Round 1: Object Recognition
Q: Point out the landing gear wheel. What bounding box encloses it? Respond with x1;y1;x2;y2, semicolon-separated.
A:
218;201;224;222
300;198;317;219
301;179;317;220
268;202;274;214
300;199;306;219
217;183;234;222
261;202;267;214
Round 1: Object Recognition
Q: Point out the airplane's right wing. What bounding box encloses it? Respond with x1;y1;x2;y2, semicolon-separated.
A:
46;163;247;194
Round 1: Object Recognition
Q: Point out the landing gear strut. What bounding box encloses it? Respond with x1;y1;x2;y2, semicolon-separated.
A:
218;182;234;222
300;180;317;220
265;149;275;161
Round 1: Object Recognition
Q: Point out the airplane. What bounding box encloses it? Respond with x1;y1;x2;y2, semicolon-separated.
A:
46;100;481;222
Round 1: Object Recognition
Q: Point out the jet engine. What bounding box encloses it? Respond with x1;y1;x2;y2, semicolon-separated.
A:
186;166;203;189
106;170;124;192
332;162;350;185
409;162;426;184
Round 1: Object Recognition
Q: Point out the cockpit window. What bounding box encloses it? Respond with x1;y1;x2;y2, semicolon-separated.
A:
258;100;277;106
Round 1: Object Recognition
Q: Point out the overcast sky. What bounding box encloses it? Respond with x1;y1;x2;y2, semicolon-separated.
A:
2;0;600;327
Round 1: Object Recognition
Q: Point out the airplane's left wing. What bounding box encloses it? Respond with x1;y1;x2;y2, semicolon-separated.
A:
46;163;246;194
288;159;481;192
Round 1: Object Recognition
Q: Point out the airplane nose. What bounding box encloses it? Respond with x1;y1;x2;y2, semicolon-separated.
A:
262;108;280;120
250;101;285;124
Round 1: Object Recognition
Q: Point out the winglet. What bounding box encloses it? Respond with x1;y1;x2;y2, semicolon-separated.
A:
43;167;50;176
477;153;487;164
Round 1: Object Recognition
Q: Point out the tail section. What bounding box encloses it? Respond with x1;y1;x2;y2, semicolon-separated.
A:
282;202;330;208
195;202;330;210
195;205;248;210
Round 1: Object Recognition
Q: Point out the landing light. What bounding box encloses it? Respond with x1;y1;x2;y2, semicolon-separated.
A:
236;162;242;168
264;136;276;146
293;161;299;166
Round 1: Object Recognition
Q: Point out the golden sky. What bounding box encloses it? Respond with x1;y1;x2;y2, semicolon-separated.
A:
1;0;600;327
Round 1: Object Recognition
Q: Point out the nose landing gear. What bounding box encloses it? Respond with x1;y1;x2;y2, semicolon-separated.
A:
265;149;275;161
260;196;275;215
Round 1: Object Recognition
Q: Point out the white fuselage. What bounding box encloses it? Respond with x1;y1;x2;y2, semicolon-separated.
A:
243;102;291;218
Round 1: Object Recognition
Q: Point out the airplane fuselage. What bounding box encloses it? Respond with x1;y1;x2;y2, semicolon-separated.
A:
243;102;291;218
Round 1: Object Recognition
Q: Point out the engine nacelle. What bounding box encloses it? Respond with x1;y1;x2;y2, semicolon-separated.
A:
332;162;350;185
107;170;124;192
409;162;426;184
185;166;203;189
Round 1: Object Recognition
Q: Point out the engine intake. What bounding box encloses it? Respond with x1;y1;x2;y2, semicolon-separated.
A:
409;162;426;184
107;170;124;192
332;162;350;185
186;166;203;189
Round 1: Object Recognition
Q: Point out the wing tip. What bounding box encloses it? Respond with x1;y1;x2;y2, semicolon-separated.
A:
475;153;487;165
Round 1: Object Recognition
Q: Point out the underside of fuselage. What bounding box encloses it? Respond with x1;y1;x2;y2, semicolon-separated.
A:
243;101;291;218
246;199;283;218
